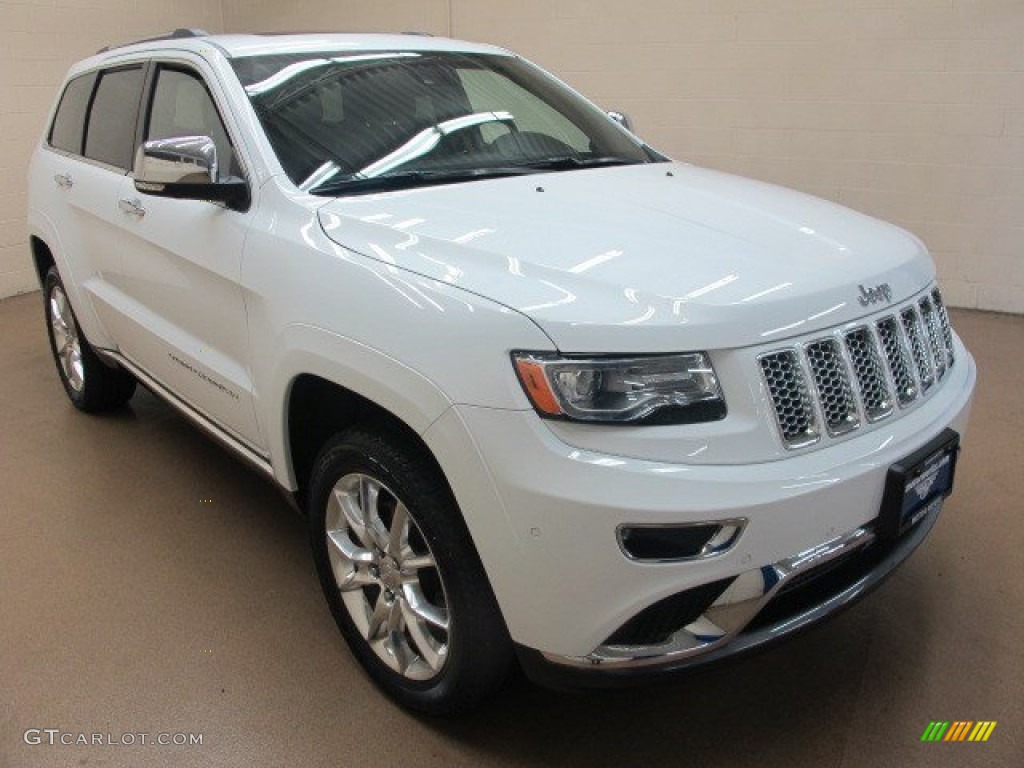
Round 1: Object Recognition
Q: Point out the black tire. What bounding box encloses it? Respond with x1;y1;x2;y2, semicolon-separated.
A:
43;266;136;412
308;425;513;715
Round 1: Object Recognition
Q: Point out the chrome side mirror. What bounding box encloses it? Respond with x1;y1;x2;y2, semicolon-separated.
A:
607;110;634;133
134;135;249;210
135;135;218;184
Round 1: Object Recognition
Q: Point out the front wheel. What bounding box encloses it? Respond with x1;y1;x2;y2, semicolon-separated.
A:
43;266;135;412
308;427;513;714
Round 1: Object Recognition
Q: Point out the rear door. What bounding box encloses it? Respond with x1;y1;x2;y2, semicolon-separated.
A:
34;65;146;348
112;59;262;449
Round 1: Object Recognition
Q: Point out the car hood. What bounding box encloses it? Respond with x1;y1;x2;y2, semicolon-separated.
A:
317;162;935;352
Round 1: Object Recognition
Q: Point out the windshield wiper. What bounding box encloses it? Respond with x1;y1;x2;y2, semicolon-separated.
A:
309;166;543;196
515;155;641;171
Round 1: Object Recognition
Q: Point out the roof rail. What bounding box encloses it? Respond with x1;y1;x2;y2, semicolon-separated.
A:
402;31;435;36
96;28;209;55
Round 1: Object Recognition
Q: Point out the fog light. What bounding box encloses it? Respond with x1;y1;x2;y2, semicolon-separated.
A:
617;520;745;562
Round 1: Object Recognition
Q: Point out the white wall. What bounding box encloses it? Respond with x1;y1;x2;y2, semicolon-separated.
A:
0;0;224;297
3;0;1022;313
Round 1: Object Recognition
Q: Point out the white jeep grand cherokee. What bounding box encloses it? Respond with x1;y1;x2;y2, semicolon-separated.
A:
28;30;976;713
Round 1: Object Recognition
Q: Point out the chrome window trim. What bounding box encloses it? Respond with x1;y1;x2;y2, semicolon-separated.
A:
40;143;129;176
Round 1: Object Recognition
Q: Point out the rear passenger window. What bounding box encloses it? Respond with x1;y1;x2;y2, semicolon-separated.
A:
84;66;145;170
49;73;96;155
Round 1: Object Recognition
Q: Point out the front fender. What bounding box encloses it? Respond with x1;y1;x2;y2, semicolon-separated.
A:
265;322;453;489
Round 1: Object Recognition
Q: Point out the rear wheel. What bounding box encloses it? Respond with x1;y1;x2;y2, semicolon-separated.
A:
308;426;513;714
44;266;136;412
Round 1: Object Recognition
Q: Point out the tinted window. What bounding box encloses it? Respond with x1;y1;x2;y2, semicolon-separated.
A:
49;73;96;155
84;66;144;170
146;67;240;180
231;51;653;193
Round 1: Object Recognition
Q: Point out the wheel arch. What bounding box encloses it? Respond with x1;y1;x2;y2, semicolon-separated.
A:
269;324;453;507
285;373;456;509
30;235;56;288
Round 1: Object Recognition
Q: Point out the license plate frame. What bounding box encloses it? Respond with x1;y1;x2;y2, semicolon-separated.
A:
878;428;960;540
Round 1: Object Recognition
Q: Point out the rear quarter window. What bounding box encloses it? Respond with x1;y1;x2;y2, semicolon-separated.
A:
83;66;145;170
48;73;97;155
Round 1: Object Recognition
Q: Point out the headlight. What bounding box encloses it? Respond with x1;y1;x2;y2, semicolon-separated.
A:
512;352;726;425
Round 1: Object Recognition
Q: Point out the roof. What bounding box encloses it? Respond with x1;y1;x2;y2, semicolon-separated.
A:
89;31;508;63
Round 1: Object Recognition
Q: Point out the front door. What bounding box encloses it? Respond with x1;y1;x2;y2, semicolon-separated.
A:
113;61;262;450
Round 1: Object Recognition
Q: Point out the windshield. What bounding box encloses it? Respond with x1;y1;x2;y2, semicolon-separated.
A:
230;50;659;194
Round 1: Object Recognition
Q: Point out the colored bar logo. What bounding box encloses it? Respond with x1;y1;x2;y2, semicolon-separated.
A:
921;721;997;742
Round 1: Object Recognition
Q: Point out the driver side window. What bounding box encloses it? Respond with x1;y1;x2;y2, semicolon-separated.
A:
146;67;240;180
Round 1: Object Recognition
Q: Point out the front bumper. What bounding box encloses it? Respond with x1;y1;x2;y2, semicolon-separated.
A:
518;496;940;687
423;342;975;680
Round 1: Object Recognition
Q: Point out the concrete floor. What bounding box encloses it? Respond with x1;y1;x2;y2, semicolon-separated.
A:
1;291;1021;768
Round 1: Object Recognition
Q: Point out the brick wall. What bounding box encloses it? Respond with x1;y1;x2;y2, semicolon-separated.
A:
3;1;1022;313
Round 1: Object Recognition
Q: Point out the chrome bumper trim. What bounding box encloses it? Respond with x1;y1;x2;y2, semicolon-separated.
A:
541;502;941;672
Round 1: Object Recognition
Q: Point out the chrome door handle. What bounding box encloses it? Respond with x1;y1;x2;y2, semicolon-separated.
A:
118;198;146;217
54;172;73;188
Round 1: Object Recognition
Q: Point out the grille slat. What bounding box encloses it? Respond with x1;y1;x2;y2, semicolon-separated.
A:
843;327;893;422
931;289;956;365
919;296;947;380
901;306;934;393
876;316;917;406
759;350;819;448
762;289;955;449
805;339;859;435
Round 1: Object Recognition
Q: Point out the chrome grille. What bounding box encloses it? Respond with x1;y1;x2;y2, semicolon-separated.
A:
761;288;956;449
759;350;818;447
931;289;955;365
919;296;947;380
876;317;917;406
901;306;934;393
805;339;859;435
844;327;893;421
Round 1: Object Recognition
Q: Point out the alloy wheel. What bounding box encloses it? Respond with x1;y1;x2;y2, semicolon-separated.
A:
325;473;450;681
49;285;84;392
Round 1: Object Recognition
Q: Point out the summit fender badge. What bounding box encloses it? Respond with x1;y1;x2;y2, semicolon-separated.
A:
857;282;893;307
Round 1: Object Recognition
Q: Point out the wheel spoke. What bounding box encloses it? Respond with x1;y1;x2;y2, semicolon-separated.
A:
50;314;66;339
401;552;436;572
360;477;392;551
384;600;411;672
358;475;378;519
337;563;375;592
325;523;376;595
386;503;410;558
401;601;446;671
50;296;66;328
326;528;374;565
68;352;83;389
403;584;449;631
366;592;390;642
336;488;375;551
